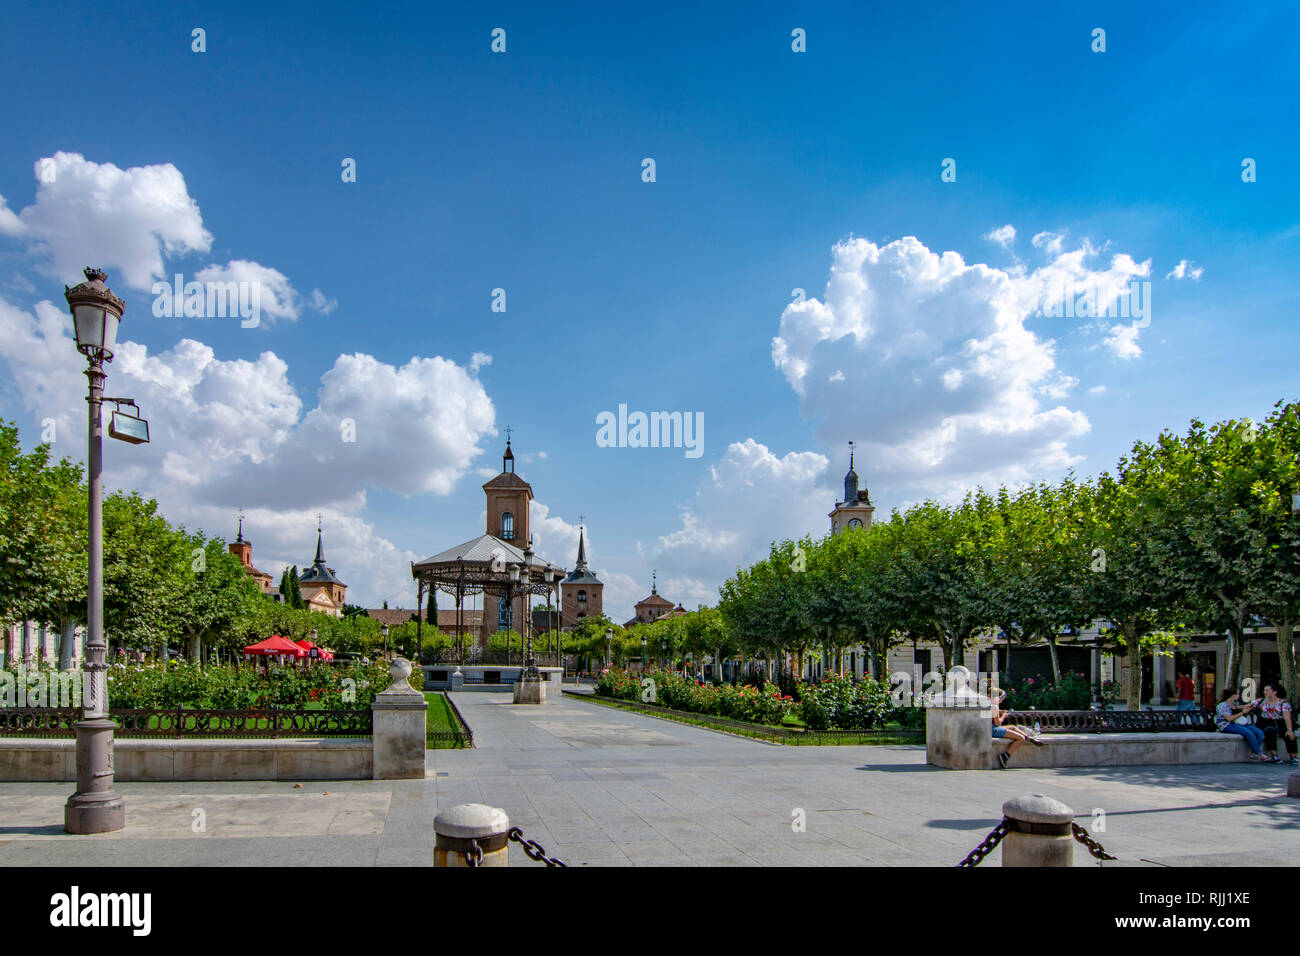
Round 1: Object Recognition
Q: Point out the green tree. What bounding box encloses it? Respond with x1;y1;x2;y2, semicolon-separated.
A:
1084;460;1183;710
1247;402;1300;703
176;534;265;663
0;423;86;644
101;491;192;655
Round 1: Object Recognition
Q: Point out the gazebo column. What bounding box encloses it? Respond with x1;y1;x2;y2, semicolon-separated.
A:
415;577;424;662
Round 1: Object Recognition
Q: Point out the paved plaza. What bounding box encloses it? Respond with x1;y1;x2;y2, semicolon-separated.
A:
0;691;1297;867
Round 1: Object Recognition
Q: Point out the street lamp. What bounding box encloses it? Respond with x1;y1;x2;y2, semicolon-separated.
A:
605;627;613;671
641;635;647;671
381;623;389;658
64;268;135;835
662;639;667;672
507;562;521;666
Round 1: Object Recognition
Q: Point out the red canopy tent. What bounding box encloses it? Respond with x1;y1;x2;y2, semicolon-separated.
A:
295;639;333;661
243;635;306;660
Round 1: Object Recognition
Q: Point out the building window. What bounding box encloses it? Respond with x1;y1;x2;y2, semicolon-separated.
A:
577;612;586;620
501;512;514;540
577;590;587;603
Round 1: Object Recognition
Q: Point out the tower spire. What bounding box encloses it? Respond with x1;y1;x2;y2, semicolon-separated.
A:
236;507;244;543
575;523;588;571
314;513;325;565
652;569;657;595
843;441;860;505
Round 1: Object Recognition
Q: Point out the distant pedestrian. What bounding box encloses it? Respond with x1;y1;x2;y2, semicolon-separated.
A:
1175;672;1197;711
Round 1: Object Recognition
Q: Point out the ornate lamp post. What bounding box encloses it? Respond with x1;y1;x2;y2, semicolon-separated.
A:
381;623;390;659
641;636;647;671
64;268;133;834
605;627;613;671
509;560;546;703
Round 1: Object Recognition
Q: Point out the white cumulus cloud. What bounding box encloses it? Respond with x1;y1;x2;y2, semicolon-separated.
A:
985;224;1016;248
771;234;1105;491
0;293;496;604
1166;259;1203;281
5;152;212;290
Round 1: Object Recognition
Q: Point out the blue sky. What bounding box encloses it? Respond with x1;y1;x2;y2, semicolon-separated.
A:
1;1;1297;618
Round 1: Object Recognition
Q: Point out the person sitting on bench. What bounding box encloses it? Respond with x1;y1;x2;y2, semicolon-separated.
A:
992;690;1045;768
1257;685;1296;765
1214;688;1271;762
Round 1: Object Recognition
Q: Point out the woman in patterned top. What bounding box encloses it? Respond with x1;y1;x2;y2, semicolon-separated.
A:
1214;689;1271;762
1257;685;1296;765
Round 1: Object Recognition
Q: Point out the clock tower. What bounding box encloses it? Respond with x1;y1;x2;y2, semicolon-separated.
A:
829;442;875;534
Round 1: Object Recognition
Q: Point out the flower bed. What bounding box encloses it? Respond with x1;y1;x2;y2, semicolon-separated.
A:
596;669;795;724
999;673;1092;711
103;659;393;710
792;674;895;730
595;669;898;731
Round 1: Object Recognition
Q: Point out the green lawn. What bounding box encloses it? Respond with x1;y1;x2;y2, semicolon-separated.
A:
423;691;472;749
570;692;923;746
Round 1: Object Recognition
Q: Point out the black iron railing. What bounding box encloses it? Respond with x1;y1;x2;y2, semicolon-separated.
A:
0;708;79;737
1002;709;1215;733
440;693;474;747
0;707;372;738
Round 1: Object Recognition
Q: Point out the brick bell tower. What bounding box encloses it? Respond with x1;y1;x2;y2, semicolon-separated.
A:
482;438;532;543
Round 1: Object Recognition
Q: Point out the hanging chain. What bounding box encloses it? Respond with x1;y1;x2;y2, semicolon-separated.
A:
956;819;1010;867
957;819;1117;866
1071;822;1118;861
507;827;568;867
463;838;483;867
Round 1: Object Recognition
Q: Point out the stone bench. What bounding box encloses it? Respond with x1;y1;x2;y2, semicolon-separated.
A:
991;732;1251;769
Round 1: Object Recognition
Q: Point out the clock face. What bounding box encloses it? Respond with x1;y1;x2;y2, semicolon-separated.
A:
847;518;863;528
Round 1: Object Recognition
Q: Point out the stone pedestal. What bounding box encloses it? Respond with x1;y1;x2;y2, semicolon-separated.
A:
449;667;464;692
513;677;546;704
370;659;427;780
64;718;126;833
434;803;510;867
924;665;994;770
1001;793;1075;867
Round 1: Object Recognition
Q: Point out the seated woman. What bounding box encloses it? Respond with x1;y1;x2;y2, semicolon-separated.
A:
1214;688;1272;762
991;691;1045;768
1256;685;1296;765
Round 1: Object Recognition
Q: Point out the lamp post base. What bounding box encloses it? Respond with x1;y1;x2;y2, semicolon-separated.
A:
64;718;125;834
65;791;126;834
513;677;546;705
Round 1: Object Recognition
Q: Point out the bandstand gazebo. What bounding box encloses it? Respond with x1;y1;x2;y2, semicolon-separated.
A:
411;534;566;672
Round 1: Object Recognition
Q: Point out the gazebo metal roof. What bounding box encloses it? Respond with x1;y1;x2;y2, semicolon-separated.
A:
411;533;566;598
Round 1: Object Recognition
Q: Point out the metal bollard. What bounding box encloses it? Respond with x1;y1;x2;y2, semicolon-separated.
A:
1001;793;1074;867
434;803;510;867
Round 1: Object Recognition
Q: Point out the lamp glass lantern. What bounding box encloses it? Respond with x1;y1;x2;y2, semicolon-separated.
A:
1292;492;1300;516
65;268;124;359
